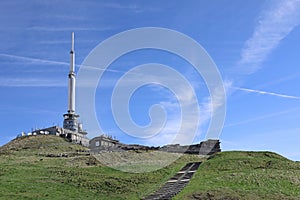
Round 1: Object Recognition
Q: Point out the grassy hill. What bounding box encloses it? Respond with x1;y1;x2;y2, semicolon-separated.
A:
0;135;201;199
0;135;299;200
174;151;300;200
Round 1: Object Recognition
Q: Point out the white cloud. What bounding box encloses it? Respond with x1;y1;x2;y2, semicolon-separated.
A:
0;53;128;88
26;26;114;32
135;79;229;146
0;53;68;87
103;2;161;13
238;0;300;74
38;39;100;45
0;77;65;87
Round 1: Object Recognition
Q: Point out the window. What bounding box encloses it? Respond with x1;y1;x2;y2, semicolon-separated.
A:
95;141;99;147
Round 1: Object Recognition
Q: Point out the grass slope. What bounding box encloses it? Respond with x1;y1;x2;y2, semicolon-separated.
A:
174;151;300;200
0;135;201;200
1;136;300;200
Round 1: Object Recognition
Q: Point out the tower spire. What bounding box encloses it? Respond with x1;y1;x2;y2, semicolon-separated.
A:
68;32;76;114
63;32;79;131
71;32;74;52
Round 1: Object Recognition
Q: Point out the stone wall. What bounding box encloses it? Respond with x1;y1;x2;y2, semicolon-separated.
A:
159;139;221;155
89;135;221;155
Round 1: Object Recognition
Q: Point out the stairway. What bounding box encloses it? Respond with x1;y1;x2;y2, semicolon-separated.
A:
143;162;201;200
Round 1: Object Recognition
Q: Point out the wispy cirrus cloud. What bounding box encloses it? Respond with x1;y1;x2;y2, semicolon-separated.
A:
132;79;230;146
0;53;67;87
0;53;126;72
26;26;114;32
38;39;100;45
46;14;87;21
0;53;134;88
103;2;161;13
238;0;300;74
0;77;65;87
228;0;300;113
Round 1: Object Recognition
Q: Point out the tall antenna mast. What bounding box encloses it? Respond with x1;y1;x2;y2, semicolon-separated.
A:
69;32;75;113
63;32;79;131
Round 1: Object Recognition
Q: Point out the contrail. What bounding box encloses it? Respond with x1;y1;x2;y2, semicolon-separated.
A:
234;87;300;100
0;53;69;66
0;53;125;73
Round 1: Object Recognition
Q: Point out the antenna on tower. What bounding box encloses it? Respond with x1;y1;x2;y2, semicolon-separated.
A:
71;32;74;52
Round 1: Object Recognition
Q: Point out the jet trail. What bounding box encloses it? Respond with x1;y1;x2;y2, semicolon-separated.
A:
234;87;300;99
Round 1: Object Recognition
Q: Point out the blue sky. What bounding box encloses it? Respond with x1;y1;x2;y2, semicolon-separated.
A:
0;0;300;161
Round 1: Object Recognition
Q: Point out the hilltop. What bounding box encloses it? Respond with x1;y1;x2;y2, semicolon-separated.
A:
0;135;300;199
175;151;300;200
0;135;88;153
0;135;202;199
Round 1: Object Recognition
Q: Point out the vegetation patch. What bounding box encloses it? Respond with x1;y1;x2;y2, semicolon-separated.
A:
1;137;300;199
0;136;202;199
174;151;300;200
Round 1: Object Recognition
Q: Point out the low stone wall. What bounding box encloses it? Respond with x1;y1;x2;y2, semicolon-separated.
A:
90;144;159;153
89;137;221;155
159;140;221;155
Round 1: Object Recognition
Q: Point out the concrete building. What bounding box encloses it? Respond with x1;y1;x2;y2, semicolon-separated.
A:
89;135;120;152
31;126;89;147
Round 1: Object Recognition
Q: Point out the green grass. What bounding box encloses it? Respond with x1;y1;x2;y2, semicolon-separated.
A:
174;151;300;200
0;135;202;200
93;151;205;173
1;136;300;200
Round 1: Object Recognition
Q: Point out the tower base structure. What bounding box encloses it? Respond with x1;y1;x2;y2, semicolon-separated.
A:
63;113;79;131
62;112;88;146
